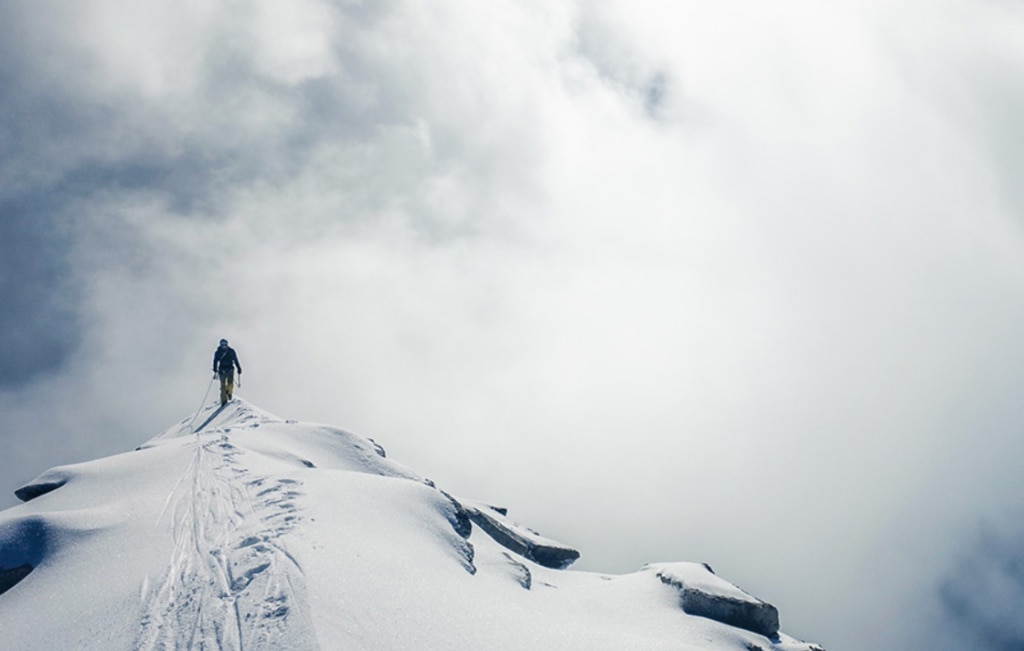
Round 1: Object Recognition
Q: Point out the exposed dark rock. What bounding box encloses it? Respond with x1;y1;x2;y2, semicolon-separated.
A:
681;588;779;638
440;492;473;539
436;492;477;575
15;468;73;502
459;540;477;576
462;502;580;570
366;438;386;458
14;479;67;502
501;552;532;590
0;564;33;596
0;518;47;597
654;563;780;639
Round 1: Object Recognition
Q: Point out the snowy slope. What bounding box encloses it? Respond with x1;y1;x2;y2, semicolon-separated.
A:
0;399;825;650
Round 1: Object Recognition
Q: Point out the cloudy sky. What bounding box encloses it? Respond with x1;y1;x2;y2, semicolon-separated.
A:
3;0;1024;648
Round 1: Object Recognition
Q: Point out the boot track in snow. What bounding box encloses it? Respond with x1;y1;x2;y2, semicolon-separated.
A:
137;408;318;651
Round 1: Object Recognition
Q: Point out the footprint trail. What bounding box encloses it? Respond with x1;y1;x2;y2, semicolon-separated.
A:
137;415;318;651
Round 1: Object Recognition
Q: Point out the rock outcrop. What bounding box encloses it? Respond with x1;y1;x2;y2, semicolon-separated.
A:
14;469;70;502
458;499;581;570
651;562;780;639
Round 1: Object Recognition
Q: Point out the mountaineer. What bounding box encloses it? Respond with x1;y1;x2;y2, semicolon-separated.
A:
212;339;242;405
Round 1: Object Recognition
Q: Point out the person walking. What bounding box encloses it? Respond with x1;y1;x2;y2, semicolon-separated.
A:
213;338;242;405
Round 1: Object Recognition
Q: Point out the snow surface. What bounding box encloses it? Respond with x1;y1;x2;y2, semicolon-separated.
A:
0;399;824;650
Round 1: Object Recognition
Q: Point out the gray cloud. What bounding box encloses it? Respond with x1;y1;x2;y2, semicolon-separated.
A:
0;215;78;388
938;518;1024;650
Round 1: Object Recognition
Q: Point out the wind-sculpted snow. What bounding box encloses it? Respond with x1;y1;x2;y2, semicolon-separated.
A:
148;401;424;483
0;398;826;650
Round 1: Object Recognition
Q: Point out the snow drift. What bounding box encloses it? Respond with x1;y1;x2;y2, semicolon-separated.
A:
0;399;824;650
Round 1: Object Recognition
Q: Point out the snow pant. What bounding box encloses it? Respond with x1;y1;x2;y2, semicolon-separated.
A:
219;369;235;405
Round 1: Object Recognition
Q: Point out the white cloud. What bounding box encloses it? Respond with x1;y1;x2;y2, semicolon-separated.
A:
4;1;1024;649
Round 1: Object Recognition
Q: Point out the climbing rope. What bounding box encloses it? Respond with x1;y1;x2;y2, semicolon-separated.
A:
185;375;216;434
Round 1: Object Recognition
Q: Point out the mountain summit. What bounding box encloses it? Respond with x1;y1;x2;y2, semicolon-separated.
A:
0;399;825;650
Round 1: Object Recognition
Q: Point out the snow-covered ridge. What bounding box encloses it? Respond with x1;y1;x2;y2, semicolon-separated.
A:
0;399;825;650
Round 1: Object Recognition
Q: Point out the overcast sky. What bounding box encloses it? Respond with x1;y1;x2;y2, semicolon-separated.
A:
3;1;1024;649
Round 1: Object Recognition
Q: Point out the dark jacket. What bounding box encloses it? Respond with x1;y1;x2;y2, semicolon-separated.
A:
213;346;242;376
